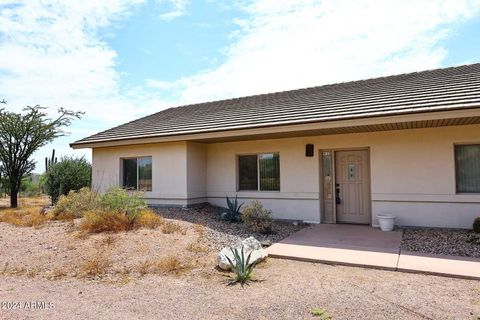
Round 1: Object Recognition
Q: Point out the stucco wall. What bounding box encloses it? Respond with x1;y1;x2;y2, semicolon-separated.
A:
206;124;480;228
186;142;207;203
90;124;480;228
92;141;189;205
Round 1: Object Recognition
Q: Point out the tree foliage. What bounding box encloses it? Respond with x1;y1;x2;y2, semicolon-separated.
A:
45;156;91;205
0;103;83;207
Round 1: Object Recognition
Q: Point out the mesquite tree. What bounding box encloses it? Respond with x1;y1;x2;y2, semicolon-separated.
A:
0;104;83;207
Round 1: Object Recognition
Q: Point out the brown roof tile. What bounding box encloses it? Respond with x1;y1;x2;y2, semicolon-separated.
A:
71;63;480;146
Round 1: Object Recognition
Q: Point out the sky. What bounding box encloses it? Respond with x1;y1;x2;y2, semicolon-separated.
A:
1;0;480;173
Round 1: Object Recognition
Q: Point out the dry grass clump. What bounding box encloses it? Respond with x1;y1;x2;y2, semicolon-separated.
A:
80;210;131;233
18;196;49;207
136;260;153;276
186;242;210;254
0;263;28;276
52;187;99;219
50;267;69;280
136;257;193;276
194;224;206;236
80;209;165;233
161;221;183;234
0;207;52;228
80;255;111;278
54;211;76;221
153;256;191;275
135;209;165;229
101;235;117;246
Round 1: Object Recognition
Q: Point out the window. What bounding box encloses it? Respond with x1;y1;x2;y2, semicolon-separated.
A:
322;151;333;200
455;145;480;193
238;153;280;191
122;157;152;191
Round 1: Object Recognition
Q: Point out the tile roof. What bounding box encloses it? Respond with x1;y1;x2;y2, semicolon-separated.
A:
72;63;480;146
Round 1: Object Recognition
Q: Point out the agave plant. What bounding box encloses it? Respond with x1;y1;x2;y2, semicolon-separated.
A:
221;195;243;222
225;245;255;286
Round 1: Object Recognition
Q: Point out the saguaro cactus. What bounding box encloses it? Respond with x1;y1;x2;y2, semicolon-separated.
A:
45;149;57;172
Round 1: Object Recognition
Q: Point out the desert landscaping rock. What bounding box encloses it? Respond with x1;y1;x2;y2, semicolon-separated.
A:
153;204;305;251
401;228;480;258
217;237;268;270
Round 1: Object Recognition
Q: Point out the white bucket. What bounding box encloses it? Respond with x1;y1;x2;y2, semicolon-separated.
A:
377;214;396;231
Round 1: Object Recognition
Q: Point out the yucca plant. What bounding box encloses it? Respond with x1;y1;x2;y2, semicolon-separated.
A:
225;245;255;286
221;195;243;222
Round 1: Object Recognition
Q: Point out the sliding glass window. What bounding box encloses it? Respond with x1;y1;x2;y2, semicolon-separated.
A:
455;145;480;193
121;157;152;191
238;153;280;191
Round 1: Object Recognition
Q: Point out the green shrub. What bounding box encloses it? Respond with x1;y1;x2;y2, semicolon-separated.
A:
45;156;91;204
226;246;256;286
20;177;41;197
52;187;99;219
220;195;243;222
310;307;331;319
241;200;273;234
99;187;147;219
473;217;480;233
53;186;158;232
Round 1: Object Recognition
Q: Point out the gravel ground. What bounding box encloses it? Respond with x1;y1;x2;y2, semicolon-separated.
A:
0;260;478;320
401;228;480;258
153;204;305;251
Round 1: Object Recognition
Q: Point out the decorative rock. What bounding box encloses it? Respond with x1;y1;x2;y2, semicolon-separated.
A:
217;237;268;271
260;240;272;247
241;237;262;251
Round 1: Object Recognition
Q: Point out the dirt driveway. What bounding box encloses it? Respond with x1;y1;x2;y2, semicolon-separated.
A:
0;197;478;319
1;258;479;320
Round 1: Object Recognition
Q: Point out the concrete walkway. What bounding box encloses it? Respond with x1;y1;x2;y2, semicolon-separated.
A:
267;224;480;280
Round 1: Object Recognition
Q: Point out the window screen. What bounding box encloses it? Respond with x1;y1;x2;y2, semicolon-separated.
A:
455;145;480;193
238;155;258;190
259;153;280;191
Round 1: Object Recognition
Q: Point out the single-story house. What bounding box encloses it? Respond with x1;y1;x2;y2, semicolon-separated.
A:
71;63;480;229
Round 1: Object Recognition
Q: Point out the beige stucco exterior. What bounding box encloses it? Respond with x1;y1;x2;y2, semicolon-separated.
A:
91;123;480;229
92;141;190;205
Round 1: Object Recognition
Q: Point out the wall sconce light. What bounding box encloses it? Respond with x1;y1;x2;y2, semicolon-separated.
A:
306;144;314;157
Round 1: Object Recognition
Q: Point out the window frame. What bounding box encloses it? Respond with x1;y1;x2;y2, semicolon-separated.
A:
454;143;480;194
236;152;280;192
120;156;153;192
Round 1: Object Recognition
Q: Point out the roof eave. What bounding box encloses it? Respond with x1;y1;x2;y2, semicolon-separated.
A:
70;107;480;149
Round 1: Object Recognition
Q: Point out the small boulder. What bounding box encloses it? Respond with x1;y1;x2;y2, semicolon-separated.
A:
217;237;268;271
241;236;262;250
260;239;272;247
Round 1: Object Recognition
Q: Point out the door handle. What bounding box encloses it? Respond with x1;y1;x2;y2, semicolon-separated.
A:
335;183;341;204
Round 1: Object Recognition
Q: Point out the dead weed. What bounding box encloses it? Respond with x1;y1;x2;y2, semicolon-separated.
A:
0;207;52;228
80;254;112;278
161;221;183;234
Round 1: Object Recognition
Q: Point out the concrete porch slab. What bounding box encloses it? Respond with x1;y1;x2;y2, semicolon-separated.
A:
267;224;402;270
267;224;480;280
